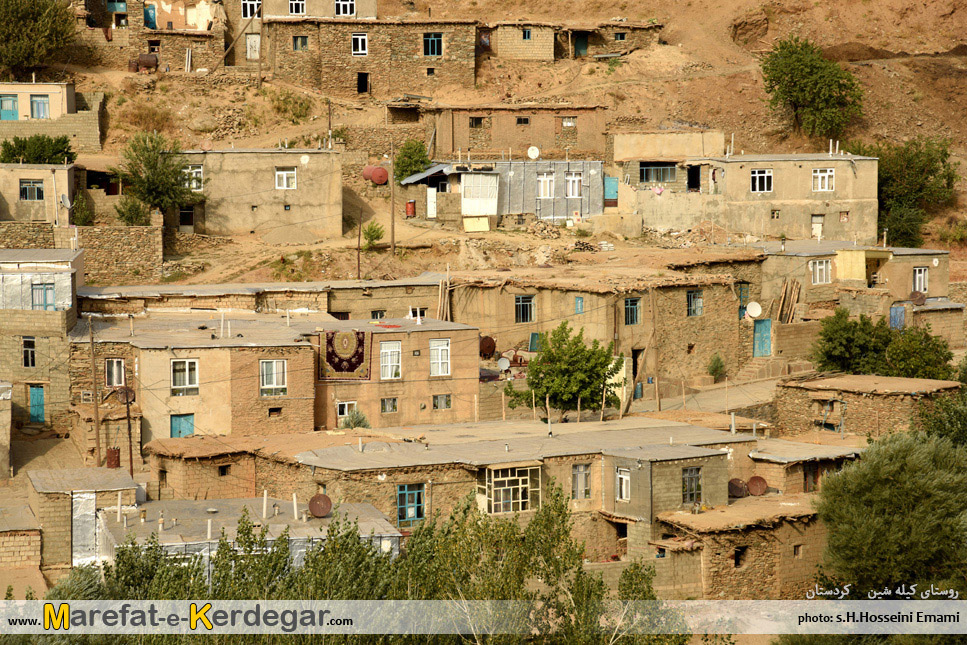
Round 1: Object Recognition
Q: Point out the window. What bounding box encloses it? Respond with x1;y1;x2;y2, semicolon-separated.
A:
275;167;297;189
179;207;194;228
380;341;402;380
432;393;451;410
241;0;260;18
565;171;582;198
29;95;50;120
19;179;43;201
624;298;640;325
575;296;584;315
334;0;354;15
515;295;534;323
409;306;428;318
562;116;577;128
336;401;356;417
105;358;125;387
171;359;199;396
536;172;554;199
812;168;835;192
423;33;442;57
351;33;367;56
147;40;161;54
793;544;803;559
914;266;929;293
750;168;773;193
259;359;287;396
522;28;531;40
293;35;308;51
371;309;386;319
516;117;530;126
770;209;780;220
218;465;231;477
30;283;55;311
682;467;702;503
687;290;704;317
809;259;832;285
426;68;435;76
639;163;677;183
803;462;819;493
484;466;540;514
429;339;450;376
571;464;590;500
184;164;203;191
469;116;485;128
397;483;424;526
737;282;750;319
614;32;627;41
616;468;631;501
381;397;398;413
289;0;304;13
268;407;282;417
22;337;35;368
733;546;748;568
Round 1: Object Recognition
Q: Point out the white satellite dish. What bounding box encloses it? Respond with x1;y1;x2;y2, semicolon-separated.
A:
497;357;511;371
746;301;762;318
60;194;72;209
527;146;540;160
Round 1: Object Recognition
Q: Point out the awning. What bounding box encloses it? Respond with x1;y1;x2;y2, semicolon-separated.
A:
400;163;451;185
486;460;542;469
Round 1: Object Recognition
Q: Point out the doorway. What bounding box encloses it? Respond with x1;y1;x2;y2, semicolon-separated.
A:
28;385;44;424
0;95;18;121
426;186;437;219
811;214;824;240
245;33;261;61
573;32;589;57
178;206;194;233
687;166;701;192
170;413;195;438
356;72;370;94
753;319;772;358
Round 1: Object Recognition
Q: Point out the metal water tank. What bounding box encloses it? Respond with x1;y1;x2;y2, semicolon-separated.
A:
362;165;376;181
370;166;389;185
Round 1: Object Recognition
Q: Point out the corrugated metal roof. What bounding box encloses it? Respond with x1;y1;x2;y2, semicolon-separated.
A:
400;163;451;185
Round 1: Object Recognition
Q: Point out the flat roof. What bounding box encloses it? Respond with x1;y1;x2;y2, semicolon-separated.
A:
263;17;478;24
448;265;734;293
634;410;769;430
100;499;400;545
27;468;137;494
0;503;39;533
181;149;337;155
780;374;962;395
698;153;876;163
0;249;83;263
753;240;947;257
604;444;729;462
0;163;76;170
658;493;818;533
145;430;403;461
749;438;863;464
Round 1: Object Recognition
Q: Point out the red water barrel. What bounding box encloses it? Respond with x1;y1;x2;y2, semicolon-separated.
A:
370;166;389;185
406;200;416;217
105;447;121;469
362;165;376;181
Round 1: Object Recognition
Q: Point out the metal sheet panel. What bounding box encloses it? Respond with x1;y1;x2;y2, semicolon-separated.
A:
71;491;97;566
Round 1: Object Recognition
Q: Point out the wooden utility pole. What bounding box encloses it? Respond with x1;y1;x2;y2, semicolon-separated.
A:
88;319;102;467
600;384;606;422
356;207;362;278
650;288;662;411
209;13;259;75
125;398;134;477
390;138;396;255
256;19;264;88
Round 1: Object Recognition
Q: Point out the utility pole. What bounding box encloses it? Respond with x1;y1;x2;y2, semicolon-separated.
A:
356;206;362;278
88;319;102;467
390;138;396;255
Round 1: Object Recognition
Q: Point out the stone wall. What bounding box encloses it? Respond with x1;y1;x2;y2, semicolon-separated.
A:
0;93;103;152
0;390;9;482
478;378;540;422
0;529;41;569
71;414;144;469
913;307;965;349
0;222;55;248
773;322;821;361
152;453;257;500
654;283;741;381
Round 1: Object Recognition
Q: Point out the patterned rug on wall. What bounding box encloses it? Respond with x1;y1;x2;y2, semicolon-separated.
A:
321;330;372;380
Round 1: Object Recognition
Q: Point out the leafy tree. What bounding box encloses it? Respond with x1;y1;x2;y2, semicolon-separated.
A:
362;221;385;251
114;195;151;226
111;131;196;214
0;134;75;164
0;0;74;80
505;321;623;421
394;139;430;183
817;433;967;595
878;205;925;248
761;36;863;138
883;323;952;380
847;137;958;214
917;388;967;448
71;190;94;226
811;309;892;375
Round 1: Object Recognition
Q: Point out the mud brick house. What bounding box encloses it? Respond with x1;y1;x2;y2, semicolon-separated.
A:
0;82;104;152
0;249;83;432
68;400;144;469
0;382;9;482
0;163;75;225
657;493;823;599
171;149;343;244
26;468;137;568
775;373;962;437
484;22;557;60
265;17;477;97
749;437;862;495
481;20;662;60
0;504;41;581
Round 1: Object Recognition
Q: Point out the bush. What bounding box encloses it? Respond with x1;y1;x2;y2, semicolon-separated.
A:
0;134;75;164
394;139;430;184
114;196;151;226
72;191;94;226
339;409;370;429
111;132;196;213
761;36;863;138
706;354;726;381
270;89;312;124
0;0;74;79
362;221;384;251
124;101;175;133
879;205;925;248
848;137;959;214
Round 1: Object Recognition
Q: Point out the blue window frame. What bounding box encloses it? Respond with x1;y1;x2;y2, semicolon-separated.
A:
423;32;442;57
737;283;750;318
522;28;531;40
624;297;640;325
687;290;704;317
575;296;584;315
397;483;424;527
31;283;55;311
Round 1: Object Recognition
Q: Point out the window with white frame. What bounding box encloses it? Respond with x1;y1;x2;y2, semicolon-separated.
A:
334;0;354;15
750;168;773;193
259;359;287;396
515;295;535;323
352;33;368;56
561;116;577;128
616;468;631;501
812;168;835;192
565;171;582;198
571;463;590;500
241;0;260;18
380;340;402;380
289;0;305;14
409;306;428;319
913;266;929;293
429;339;450;376
536;172;554;199
809;259;832;285
22;337;35;368
30;95;50;120
481;466;541;514
105;358;125;388
432;393;451;410
171;359;199;396
275;167;297;189
336;401;356;417
185;164;203;191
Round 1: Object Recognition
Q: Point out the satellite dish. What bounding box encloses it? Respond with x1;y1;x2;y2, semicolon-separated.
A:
910;291;926;306
308;494;332;518
747;476;768;496
746;301;762;318
497;357;511;372
60;194;72;209
116;386;136;404
527;146;540;160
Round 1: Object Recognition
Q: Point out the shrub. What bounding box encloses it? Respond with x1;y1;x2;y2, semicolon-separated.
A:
124;101;175;132
362;221;384;251
0;134;75;164
880;205;925;248
270;89;313;124
339;409;370;429
114;196;151;226
394;139;430;183
72;191;94;226
707;354;726;381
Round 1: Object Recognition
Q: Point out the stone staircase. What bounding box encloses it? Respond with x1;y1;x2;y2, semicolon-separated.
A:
732;357;814;383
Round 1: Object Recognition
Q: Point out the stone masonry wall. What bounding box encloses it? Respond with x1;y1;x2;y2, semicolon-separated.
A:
654;283;740;381
913;308;965;349
773;322;822;361
0;222;55;248
152;454;257;500
0;93;103;152
0;530;41;569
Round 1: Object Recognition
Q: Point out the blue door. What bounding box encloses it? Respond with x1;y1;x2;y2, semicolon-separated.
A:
753;319;772;358
889;305;905;330
604;176;619;207
28;385;44;424
170;413;195;438
143;4;157;29
0;95;17;121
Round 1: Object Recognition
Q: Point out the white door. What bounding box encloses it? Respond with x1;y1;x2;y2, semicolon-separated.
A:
426;186;437;219
461;173;498;217
71;491;97;566
245;34;261;61
811;214;824;240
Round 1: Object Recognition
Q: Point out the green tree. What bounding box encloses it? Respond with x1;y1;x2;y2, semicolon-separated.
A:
883;323;952;380
0;0;74;79
917;388;967;448
362;221;385;251
339;408;370;429
879;205;925;248
811;308;893;374
761;36;863;138
111;131;196;214
394;139;430;183
505;321;623;421
0;134;75;164
71;190;94;226
817;433;967;594
707;353;725;381
114;195;151;226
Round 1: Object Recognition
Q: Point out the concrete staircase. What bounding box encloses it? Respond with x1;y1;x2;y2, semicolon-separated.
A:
732;357;814;383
